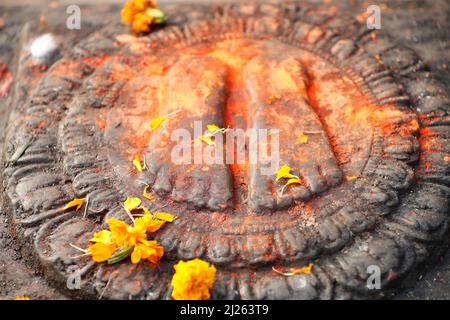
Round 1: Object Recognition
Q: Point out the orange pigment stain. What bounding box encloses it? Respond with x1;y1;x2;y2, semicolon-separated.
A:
109;38;393;214
82;55;110;69
97;118;107;129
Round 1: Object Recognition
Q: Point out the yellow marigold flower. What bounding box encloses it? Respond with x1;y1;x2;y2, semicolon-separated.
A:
15;296;31;300
131;240;164;265
171;259;216;300
121;0;167;34
88;242;117;262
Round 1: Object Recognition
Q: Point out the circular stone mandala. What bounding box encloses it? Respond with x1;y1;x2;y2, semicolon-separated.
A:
2;3;449;299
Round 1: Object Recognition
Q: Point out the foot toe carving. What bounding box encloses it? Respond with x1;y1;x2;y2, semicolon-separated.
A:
245;52;343;212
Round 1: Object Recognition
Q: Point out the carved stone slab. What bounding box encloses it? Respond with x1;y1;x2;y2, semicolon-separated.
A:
1;2;449;299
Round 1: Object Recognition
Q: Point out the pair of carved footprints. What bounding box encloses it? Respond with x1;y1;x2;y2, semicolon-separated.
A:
144;53;343;212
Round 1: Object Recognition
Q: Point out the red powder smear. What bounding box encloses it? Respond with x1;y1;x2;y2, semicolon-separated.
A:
97;118;107;129
0;63;13;97
37;120;47;129
83;55;110;69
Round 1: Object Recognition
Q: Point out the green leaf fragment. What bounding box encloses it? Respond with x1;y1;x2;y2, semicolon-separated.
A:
107;246;134;265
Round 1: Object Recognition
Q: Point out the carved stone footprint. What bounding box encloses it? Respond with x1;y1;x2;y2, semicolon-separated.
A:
244;53;343;212
145;56;233;211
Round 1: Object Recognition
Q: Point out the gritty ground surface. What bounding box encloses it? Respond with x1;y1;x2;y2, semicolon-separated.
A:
0;0;449;300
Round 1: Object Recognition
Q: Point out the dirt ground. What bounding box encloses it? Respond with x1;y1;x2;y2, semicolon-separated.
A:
0;0;449;300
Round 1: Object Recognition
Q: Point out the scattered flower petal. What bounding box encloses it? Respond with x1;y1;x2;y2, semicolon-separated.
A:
291;263;314;275
154;212;176;222
123;197;142;212
133;155;144;172
206;124;220;132
206;124;229;135
149;116;166;130
281;177;303;195
298;131;308;144
272;263;314;277
143;185;156;202
346;175;359;181
276;165;299;181
62;198;86;211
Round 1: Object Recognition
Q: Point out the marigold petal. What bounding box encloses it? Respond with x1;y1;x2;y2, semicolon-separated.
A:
198;135;215;145
276;165;299;181
90;230;112;243
272;263;314;276
123;197;142;212
88;242;117;263
133;155;144;172
62;198;86;211
131;246;142;264
206;124;220;133
149;116;166;130
298;132;308;144
143;186;156;202
147;219;166;233
291;263;314;275
154;212;176;222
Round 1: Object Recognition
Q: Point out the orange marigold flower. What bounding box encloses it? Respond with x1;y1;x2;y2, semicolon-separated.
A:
135;213;166;233
107;218;130;247
125;223;147;247
131;240;164;265
88;242;117;262
107;217;148;247
121;0;167;34
88;213;168;265
171;259;216;300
